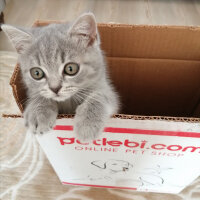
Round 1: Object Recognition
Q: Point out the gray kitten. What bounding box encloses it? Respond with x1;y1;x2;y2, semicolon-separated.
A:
2;13;119;141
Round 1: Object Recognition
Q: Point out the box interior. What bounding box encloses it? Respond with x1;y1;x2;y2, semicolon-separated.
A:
10;22;200;118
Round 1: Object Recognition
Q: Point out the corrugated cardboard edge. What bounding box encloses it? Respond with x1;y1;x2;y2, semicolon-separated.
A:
2;114;200;123
33;20;200;30
9;64;24;113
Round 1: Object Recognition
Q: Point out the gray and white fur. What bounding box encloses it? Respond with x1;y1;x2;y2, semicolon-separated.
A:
2;13;119;141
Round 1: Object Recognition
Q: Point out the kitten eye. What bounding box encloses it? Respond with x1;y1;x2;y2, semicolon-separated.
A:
30;67;44;80
64;63;79;76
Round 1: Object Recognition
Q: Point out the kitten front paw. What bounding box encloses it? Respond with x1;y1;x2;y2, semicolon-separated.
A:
24;108;57;134
74;117;104;142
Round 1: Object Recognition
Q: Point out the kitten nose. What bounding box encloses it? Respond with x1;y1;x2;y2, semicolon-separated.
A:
50;86;61;94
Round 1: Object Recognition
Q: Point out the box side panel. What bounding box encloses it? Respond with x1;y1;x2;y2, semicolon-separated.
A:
107;57;200;117
192;103;200;117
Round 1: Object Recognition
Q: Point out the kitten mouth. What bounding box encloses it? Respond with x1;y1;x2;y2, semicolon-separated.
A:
53;95;68;102
52;92;75;102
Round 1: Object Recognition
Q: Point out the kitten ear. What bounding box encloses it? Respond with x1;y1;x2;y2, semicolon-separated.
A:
69;13;97;46
1;24;32;54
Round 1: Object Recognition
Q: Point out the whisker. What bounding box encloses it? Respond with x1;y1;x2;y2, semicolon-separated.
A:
77;90;103;104
75;92;102;110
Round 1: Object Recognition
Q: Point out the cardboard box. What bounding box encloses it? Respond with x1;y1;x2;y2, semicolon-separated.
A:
4;21;200;193
9;21;200;118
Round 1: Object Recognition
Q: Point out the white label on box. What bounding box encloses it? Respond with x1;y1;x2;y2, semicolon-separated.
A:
35;118;200;194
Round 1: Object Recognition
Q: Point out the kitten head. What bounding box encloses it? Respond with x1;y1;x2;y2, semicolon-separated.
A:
2;13;105;102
